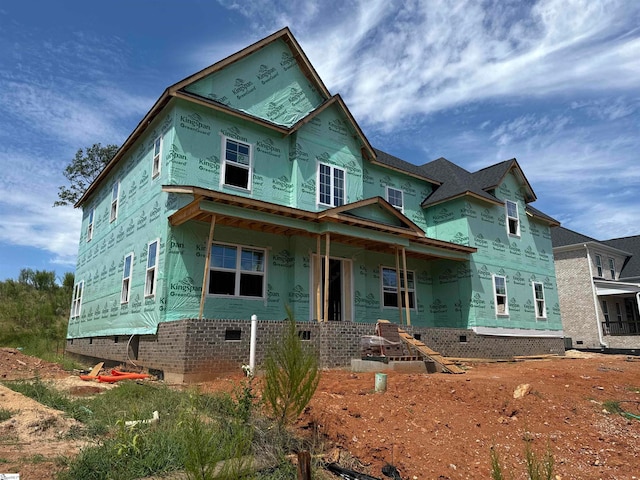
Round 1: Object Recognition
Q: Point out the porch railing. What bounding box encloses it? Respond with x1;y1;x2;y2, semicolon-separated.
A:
602;321;640;336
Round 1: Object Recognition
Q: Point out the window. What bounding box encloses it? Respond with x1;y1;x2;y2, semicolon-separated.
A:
595;254;603;277
505;200;520;236
386;187;404;212
71;281;84;318
221;137;252;190
145;239;159;297
208;243;265;298
110;181;120;222
381;267;415;308
121;253;134;304
602;300;610;323
616;302;623;323
608;258;616;279
318;163;345;207
152;136;162;178
87;208;94;242
493;275;508;315
532;281;546;319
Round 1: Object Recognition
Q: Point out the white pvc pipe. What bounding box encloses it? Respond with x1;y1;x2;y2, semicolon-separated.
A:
249;314;257;376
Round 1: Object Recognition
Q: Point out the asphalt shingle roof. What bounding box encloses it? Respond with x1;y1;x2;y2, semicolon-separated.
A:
551;226;598;247
604;235;640;279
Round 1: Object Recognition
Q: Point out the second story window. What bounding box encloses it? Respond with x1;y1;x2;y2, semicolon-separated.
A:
145;239;159;298
493;275;508;316
595;254;603;277
386;187;404;212
110;181;120;223
152;136;162;179
505;200;520;236
222;137;252;190
608;258;616;279
318;163;345;207
121;253;134;304
87;208;94;242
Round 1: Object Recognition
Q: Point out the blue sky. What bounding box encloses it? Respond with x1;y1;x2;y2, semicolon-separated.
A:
0;0;638;282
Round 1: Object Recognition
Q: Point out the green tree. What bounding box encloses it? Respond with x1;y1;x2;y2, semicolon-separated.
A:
54;143;119;206
263;307;320;429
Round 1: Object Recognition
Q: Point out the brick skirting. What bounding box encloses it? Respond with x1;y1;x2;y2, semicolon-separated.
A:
65;319;565;383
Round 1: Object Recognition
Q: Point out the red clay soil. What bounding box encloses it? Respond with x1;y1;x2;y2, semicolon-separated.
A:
299;353;640;480
2;348;640;479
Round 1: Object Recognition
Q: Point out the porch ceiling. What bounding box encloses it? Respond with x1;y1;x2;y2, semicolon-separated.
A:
163;186;475;261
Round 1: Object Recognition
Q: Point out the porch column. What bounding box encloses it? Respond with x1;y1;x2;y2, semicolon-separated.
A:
402;246;411;326
316;235;322;322
395;246;403;325
320;232;331;322
198;215;216;320
324;233;330;323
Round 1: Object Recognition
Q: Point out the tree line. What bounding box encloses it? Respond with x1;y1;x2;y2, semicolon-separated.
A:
0;268;75;358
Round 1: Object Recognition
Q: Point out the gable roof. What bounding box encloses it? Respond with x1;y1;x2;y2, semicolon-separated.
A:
604;235;640;279
419;157;504;208
474;158;536;202
76;27;374;207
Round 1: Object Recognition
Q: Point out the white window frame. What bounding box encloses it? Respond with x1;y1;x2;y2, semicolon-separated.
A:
595;254;603;277
121;252;134;304
608;257;616;280
145;239;159;298
493;274;509;316
152;136;162;179
505;200;520;237
87;208;94;242
207;242;266;299
381;266;416;309
386;186;404;212
532;281;546;319
220;136;253;191
615;302;623;323
71;281;84;318
110;181;120;223
317;162;345;207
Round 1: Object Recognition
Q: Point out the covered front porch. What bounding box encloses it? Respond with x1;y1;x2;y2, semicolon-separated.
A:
595;279;640;347
163;186;476;327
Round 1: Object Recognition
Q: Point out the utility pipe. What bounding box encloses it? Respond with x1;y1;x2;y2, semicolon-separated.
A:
249;314;257;376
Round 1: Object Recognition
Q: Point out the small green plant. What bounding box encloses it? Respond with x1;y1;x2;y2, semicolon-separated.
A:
491;441;554;480
263;306;320;429
0;408;14;422
603;400;623;414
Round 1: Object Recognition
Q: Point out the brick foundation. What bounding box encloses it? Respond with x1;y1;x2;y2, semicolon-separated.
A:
65;319;565;383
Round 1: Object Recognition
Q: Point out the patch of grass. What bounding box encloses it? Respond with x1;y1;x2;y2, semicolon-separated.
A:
603;400;623;414
0;408;15;422
491;440;555;480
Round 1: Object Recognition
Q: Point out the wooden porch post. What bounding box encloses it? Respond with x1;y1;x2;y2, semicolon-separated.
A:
316;235;322;322
198;215;216;320
323;233;330;323
395;246;403;325
402;246;411;326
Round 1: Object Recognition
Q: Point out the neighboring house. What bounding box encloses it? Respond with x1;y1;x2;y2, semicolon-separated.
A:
66;28;563;382
552;227;640;352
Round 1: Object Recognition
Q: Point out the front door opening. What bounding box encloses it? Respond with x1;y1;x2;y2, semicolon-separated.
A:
312;255;352;322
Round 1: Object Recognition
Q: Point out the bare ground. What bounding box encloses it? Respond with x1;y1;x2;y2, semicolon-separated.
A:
1;347;640;479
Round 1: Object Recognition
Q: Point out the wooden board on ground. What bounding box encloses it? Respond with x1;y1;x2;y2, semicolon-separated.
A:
88;362;104;378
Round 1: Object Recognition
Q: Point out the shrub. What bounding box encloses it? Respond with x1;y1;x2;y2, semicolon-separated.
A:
262;307;320;429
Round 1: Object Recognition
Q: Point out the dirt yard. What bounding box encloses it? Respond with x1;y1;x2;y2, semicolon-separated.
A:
1;347;640;479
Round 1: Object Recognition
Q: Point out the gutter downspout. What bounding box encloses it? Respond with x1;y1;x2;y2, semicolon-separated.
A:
585;244;608;349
